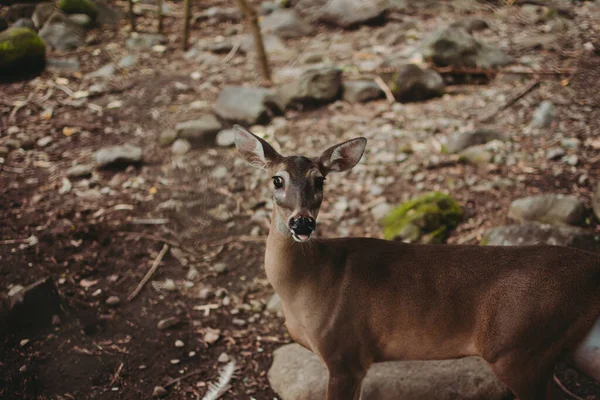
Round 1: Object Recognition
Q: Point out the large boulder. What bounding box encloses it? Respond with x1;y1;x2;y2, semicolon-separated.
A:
268;344;509;400
39;11;85;50
175;115;223;144
58;0;98;22
261;9;312;39
382;192;463;243
508;195;587;227
379;63;444;102
0;27;46;76
342;80;384;103
482;223;600;253
285;66;342;104
420;26;511;69
318;0;389;28
213;86;282;125
95;144;143;169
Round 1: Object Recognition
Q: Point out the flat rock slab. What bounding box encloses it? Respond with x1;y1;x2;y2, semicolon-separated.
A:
261;9;312;39
445;129;506;154
175;114;222;144
508;194;587;226
318;0;389;28
213;86;281;125
342;80;384;103
268;344;508;400
95;144;142;169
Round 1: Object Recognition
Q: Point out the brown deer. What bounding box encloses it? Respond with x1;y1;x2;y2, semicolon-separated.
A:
233;125;600;400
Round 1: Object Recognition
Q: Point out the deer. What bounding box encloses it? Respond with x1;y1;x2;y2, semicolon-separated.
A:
232;125;600;400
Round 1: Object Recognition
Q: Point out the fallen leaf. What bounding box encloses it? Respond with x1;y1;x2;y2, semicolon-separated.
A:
63;127;77;136
561;78;569;86
149;186;157;195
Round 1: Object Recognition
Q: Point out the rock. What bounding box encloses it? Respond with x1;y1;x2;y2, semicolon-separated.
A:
546;146;565;160
3;4;36;23
458;147;493;165
482;223;600;253
157;316;180;330
175;115;222;144
318;0;388;28
186;267;200;281
197;6;242;23
213;263;227;274
283;66;343;104
445;129;506;153
66;164;92;178
529;101;556;129
379;63;444;102
12;18;36;31
58;0;98;22
268;344;508;400
46;57;80;72
267;293;283;314
1;277;63;338
85;63;115;79
0;27;46;76
0;146;9;157
449;17;489;33
68;13;92;28
342;80;384;103
261;9;312;39
508;195;587;227
105;296;120;306
240;34;297;60
175;339;184;348
420;26;511;69
214;86;282;125
382;192;463;243
216;129;236;147
39;11;85;51
218;352;230;363
32;3;56;29
171;139;191;155
152;385;168;398
593;184;600;221
159;130;178;146
36;136;53;147
126;33;165;50
95;144;142;169
203;328;220;345
117;54;137;69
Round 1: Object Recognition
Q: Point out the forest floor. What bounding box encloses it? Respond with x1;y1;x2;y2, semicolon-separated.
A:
1;0;600;399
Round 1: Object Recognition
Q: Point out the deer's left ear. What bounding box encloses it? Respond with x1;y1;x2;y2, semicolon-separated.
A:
233;125;281;169
319;137;367;174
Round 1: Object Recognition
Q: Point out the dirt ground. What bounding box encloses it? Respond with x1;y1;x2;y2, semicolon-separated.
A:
1;0;600;399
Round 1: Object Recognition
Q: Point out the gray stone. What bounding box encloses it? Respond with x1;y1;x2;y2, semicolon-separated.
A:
593;184;600;221
186;267;200;281
546;146;565;160
214;86;281;125
39;11;85;51
171;139;191;155
445;129;506;153
508;195;587;226
458;147;493;165
175;115;222;143
157;316;180;330
285;66;342;104
269;344;508;400
482;223;600;253
216;129;235;147
105;295;120;306
68;13;92;28
449;17;489;33
261;9;312;39
85;63;115;79
66;164;93;178
36;136;53;148
379;63;444;102
240;34;297;60
12;18;36;31
342;80;384;103
32;3;56;29
117;54;138;69
318;0;388;28
159;130;178;146
420;26;511;69
213;263;227;274
46;57;80;72
126;33;165;50
95;144;142;169
267;293;283;314
530;101;556;129
152;385;168;398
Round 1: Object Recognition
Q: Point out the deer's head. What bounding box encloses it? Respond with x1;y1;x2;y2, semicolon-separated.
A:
234;125;367;242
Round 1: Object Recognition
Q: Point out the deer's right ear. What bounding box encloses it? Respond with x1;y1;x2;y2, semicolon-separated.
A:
233;125;280;169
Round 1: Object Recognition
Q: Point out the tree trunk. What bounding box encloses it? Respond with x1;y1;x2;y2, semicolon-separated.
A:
129;0;136;32
157;0;163;33
182;0;191;50
235;0;271;82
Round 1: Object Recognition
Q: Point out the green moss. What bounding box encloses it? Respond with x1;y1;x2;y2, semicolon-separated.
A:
58;0;98;20
382;192;463;243
0;27;46;74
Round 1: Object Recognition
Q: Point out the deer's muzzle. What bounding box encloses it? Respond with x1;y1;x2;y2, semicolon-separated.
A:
289;216;316;242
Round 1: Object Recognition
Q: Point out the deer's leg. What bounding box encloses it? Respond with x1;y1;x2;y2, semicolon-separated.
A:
326;370;366;400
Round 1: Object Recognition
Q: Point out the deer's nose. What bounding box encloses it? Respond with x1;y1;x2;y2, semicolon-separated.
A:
289;216;316;235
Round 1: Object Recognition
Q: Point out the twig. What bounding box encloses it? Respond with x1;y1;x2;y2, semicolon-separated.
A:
55;84;77;98
156;0;163;32
164;369;204;388
0;238;29;245
552;374;585;400
109;362;124;386
129;0;135;31
223;41;241;63
374;76;395;103
235;0;271;81
479;79;540;123
127;244;169;302
131;218;169;225
117;231;204;259
182;0;191;50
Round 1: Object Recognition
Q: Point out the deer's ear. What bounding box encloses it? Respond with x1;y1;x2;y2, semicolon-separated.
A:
319;137;367;173
233;125;281;169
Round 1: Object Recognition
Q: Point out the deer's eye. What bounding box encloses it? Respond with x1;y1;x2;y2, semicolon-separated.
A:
315;177;325;190
272;176;284;189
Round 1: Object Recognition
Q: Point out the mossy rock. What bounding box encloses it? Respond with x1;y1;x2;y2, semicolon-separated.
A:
0;27;46;77
382;192;463;244
58;0;98;21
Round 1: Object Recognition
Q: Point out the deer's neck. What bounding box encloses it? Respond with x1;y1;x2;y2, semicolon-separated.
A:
264;209;321;292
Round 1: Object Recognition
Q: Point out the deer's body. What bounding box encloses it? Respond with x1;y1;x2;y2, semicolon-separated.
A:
233;125;600;399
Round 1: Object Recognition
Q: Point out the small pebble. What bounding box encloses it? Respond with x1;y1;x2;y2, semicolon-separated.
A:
218;352;230;363
203;330;220;345
188;351;196;357
222;296;231;306
186;267;200;281
171;139;191;155
105;296;121;306
213;263;228;274
157;316;180;330
36;136;53;148
20;339;30;347
19;365;27;372
170;359;180;364
175;340;184;348
153;385;168;398
198;287;214;300
232;318;246;326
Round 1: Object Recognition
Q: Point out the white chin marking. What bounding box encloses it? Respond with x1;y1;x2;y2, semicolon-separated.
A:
292;233;311;242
